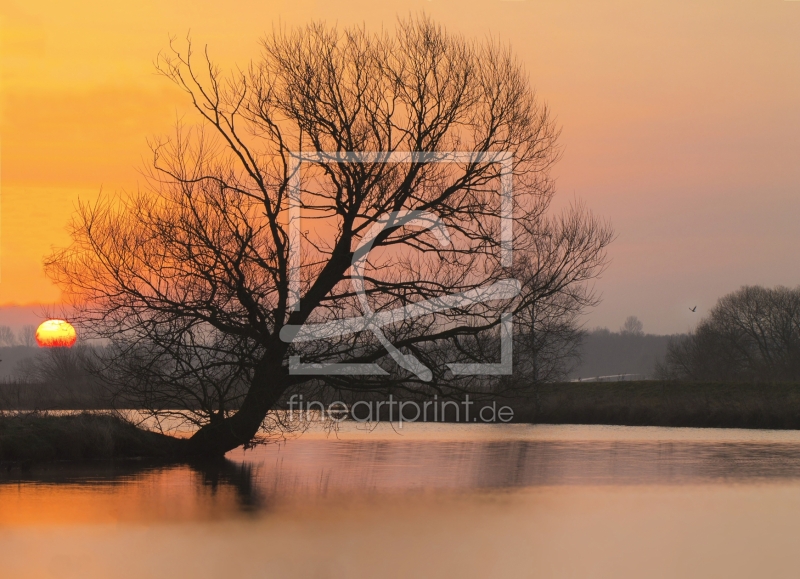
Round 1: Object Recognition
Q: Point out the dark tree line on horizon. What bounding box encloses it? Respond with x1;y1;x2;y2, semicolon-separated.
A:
657;286;800;383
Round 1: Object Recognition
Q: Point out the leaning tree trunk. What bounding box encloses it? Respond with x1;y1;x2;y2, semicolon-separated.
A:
186;351;290;457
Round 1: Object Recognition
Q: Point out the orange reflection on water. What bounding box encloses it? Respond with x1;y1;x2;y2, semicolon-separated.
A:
3;425;800;578
0;467;247;526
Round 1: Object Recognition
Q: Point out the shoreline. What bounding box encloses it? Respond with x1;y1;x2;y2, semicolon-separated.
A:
511;381;800;430
5;381;800;463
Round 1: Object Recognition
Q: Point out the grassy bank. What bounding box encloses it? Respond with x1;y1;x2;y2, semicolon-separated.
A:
279;381;800;430
511;381;800;429
0;413;186;463
5;381;800;464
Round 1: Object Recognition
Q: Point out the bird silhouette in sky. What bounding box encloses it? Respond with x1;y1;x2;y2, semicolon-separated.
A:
689;306;697;312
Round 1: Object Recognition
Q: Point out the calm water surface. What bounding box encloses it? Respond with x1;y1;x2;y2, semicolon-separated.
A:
3;423;800;578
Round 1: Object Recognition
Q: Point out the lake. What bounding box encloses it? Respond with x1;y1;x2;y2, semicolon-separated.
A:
3;423;800;578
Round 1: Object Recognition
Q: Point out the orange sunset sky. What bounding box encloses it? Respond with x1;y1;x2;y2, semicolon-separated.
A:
1;0;799;333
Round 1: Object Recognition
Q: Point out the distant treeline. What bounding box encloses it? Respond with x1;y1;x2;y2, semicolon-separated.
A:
568;325;678;381
6;354;800;433
0;346;110;410
658;286;800;382
4;285;800;413
0;346;43;380
0;329;678;411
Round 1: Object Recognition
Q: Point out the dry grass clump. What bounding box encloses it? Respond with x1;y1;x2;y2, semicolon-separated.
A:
0;413;186;462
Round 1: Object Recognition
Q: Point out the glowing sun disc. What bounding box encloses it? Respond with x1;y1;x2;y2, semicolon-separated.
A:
35;319;77;348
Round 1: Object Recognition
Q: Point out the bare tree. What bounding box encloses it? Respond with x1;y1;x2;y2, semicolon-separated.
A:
514;295;584;383
17;325;37;348
513;202;611;382
14;346;92;385
0;326;17;347
657;286;800;382
97;328;258;431
620;316;644;336
45;17;611;456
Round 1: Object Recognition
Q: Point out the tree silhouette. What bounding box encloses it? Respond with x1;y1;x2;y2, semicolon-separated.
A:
620;316;644;336
658;286;800;382
46;17;611;456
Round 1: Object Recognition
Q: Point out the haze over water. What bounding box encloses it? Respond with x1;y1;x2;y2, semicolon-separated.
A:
3;423;800;578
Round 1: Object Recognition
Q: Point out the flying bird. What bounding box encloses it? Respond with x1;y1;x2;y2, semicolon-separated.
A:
689;306;697;312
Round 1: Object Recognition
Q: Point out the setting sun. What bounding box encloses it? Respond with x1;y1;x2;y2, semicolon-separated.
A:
34;319;77;348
